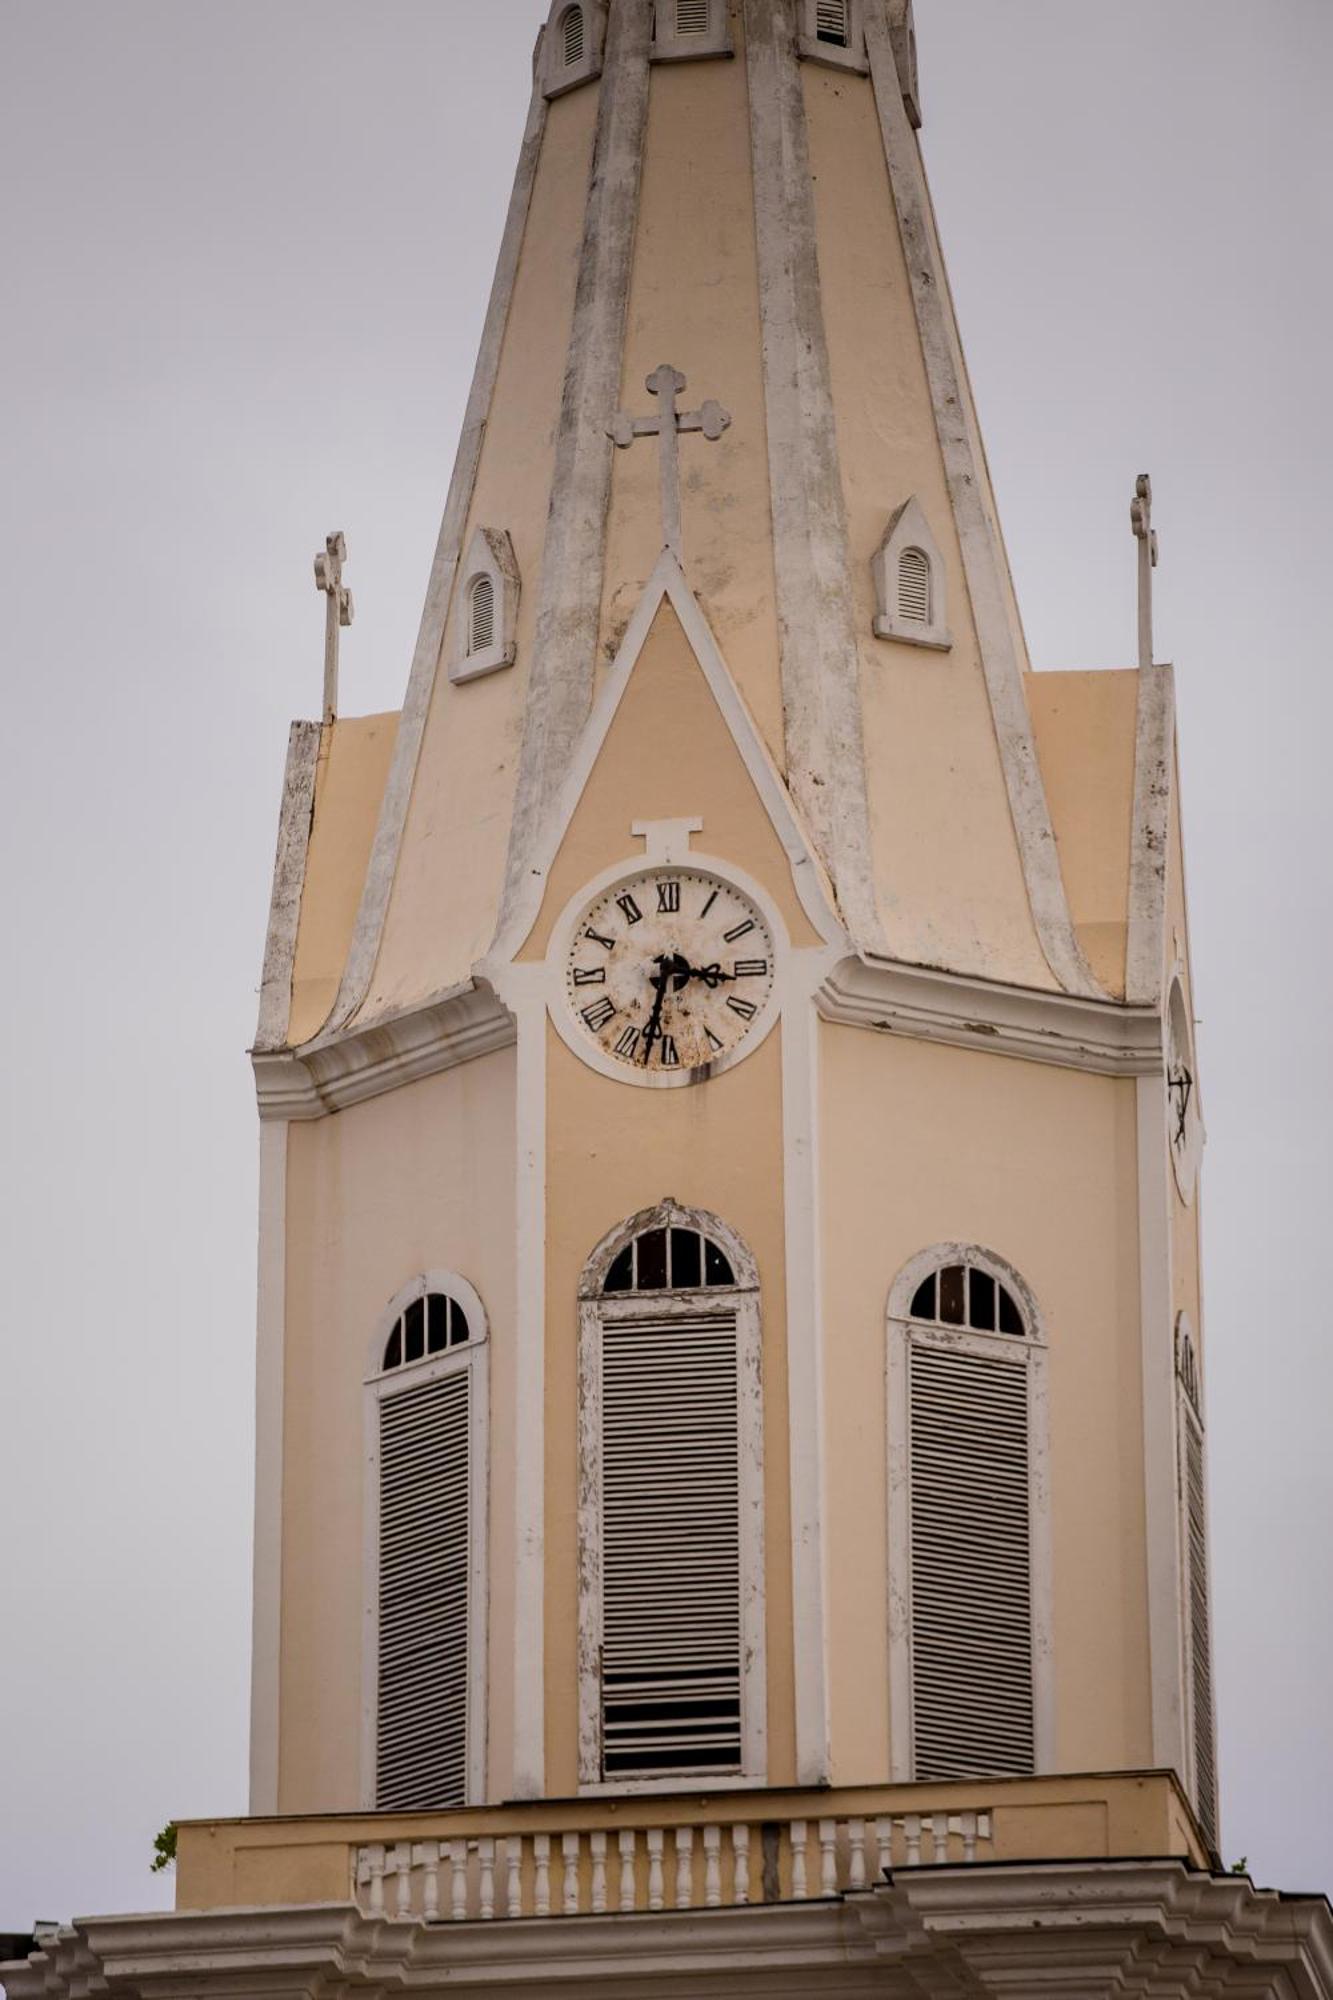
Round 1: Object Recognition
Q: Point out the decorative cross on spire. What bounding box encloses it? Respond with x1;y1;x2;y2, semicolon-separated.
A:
1130;474;1158;672
608;365;731;559
313;530;354;723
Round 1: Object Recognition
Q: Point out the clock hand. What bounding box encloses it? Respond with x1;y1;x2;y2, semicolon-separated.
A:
679;960;733;988
640;956;672;1064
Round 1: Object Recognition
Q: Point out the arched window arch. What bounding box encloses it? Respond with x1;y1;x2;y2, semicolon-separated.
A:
560;3;585;65
577;1201;766;1788
897;546;932;626
466;573;495;658
365;1272;488;1812
887;1245;1052;1783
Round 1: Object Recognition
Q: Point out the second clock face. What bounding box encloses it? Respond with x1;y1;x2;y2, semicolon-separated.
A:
564;869;776;1078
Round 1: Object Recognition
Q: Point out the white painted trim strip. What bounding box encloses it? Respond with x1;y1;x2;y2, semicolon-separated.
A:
743;0;881;951
863;11;1103;1001
1126;664;1176;1006
1137;1072;1186;1775
254;721;321;1054
248;1118;288;1814
500;0;655;924
507;972;549;1798
326;78;549;1036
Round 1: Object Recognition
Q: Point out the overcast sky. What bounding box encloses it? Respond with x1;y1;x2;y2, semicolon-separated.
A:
1;0;1329;1936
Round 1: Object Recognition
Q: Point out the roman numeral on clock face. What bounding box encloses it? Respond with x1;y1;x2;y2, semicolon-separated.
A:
616;893;643;926
656;879;680;913
613;1025;640;1059
658;1036;680;1067
571;966;605;986
726;995;758;1021
584;927;615;951
581;997;616;1031
723;918;756;943
705;1027;724;1053
733;958;768;978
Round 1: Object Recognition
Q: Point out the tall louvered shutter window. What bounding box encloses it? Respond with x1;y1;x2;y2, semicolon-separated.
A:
898;547;931;624
676;0;711;32
376;1364;471;1810
562;5;585;65
468;573;495;656
600;1307;742;1776
816;0;850;45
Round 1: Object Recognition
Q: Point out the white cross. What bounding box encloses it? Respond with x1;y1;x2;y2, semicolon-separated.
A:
1130;474;1158;671
313;530;354;722
608;364;731;559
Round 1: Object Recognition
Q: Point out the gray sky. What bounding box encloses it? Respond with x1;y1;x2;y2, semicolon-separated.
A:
1;0;1329;1933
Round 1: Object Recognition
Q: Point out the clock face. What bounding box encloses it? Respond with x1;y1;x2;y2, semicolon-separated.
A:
564;869;776;1078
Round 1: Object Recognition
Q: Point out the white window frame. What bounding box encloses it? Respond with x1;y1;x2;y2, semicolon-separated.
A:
576;1200;767;1793
1175;1312;1219;1849
798;0;868;76
886;1243;1054;1782
651;0;733;63
361;1270;490;1809
872;496;951;650
541;0;608;100
451;527;520;685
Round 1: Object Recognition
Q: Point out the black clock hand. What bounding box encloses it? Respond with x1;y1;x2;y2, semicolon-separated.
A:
641;956;671;1064
679;960;733;988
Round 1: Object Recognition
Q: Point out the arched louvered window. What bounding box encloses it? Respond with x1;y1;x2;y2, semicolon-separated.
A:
578;1204;767;1787
675;0;711;32
467;573;495;657
367;1274;488;1812
816;0;849;45
1176;1316;1217;1849
887;1248;1052;1784
560;4;585;65
897;546;932;626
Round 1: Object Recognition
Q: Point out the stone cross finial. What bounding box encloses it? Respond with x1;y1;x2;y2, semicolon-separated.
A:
313;531;354;723
1130;474;1158;672
608;365;731;559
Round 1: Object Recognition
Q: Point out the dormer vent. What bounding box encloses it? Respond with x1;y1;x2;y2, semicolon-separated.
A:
816;0;849;44
872;499;951;651
897;547;931;625
452;527;520;684
467;574;495;658
676;0;710;31
561;4;585;65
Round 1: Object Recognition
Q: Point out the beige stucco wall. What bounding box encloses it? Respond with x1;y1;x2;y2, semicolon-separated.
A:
279;1050;517;1811
820;1021;1152;1784
288;714;397;1048
1028;669;1138;1000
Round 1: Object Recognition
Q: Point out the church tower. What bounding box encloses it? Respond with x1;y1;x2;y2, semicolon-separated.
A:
14;4;1333;1994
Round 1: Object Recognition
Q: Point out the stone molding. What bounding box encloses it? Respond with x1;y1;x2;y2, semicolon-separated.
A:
253;719;321;1054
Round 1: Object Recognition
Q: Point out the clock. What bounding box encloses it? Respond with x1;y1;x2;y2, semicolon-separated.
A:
563;868;776;1079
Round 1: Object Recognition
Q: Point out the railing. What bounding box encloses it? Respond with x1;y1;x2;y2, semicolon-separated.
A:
354;1808;992;1921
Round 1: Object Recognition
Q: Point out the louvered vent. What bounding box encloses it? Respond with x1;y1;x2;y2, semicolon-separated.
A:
468;574;495;656
561;4;586;65
909;1342;1034;1779
377;1368;470;1810
1184;1414;1217;1846
898;547;931;624
676;0;710;32
816;0;849;45
600;1310;742;1777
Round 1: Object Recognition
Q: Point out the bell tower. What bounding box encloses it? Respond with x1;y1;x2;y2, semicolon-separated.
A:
22;7;1332;1998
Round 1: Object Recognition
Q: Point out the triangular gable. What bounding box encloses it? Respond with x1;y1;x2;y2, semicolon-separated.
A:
491;553;843;966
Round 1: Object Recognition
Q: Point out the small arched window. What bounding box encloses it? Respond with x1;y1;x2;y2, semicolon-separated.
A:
381;1289;473;1371
815;0;849;45
579;1204;765;1787
561;3;586;65
888;1247;1050;1784
467;573;495;658
897;547;932;627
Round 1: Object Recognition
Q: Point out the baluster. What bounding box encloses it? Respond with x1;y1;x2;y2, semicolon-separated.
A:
618;1829;637;1911
414;1842;440;1921
961;1813;977;1864
505;1836;523;1916
590;1831;608;1914
703;1825;722;1907
647;1829;665;1911
449;1841;468;1920
930;1813;949;1864
362;1844;386;1917
790;1821;808;1900
675;1826;695;1908
874;1817;894;1881
731;1823;751;1906
818;1820;838;1897
533;1834;551;1917
393;1842;414;1918
561;1832;581;1914
478;1838;495;1919
903;1813;922;1868
847;1818;867;1891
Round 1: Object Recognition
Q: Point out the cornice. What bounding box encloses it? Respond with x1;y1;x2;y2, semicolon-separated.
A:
252;980;516;1122
818;954;1162;1077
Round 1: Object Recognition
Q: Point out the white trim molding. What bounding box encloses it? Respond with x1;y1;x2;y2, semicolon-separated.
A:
1126;669;1175;1007
872;497;951;651
576;1202;767;1791
248;1117;289;1814
651;0;733;62
254;720;321;1054
542;0;608;98
886;1244;1054;1783
451;528;519;685
1136;1070;1187;1777
361;1273;490;1812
